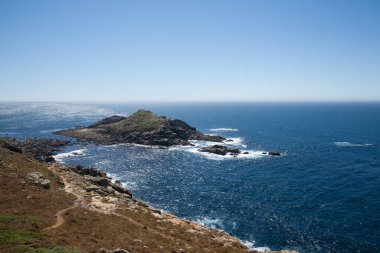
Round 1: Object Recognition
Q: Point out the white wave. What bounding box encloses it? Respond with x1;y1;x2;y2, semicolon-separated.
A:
39;128;64;134
53;149;86;162
195;216;224;230
223;137;247;148
189;137;246;148
170;144;266;161
241;240;272;252
198;150;266;161
168;138;267;160
334;142;373;147
242;240;256;249
210;128;239;132
128;143;167;149
252;247;272;252
0;132;19;135
106;172;137;190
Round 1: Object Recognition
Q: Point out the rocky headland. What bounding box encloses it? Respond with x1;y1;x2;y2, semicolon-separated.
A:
0;137;295;253
55;109;225;146
54;109;281;157
0;137;70;162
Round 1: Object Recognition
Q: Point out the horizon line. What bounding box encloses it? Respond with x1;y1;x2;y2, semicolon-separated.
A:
1;100;380;104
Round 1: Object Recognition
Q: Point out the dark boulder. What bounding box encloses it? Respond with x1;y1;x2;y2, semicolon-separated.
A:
70;165;108;178
191;133;225;142
109;182;132;198
44;156;55;163
2;143;22;153
262;152;281;156
93;178;110;187
268;152;281;156
198;145;241;156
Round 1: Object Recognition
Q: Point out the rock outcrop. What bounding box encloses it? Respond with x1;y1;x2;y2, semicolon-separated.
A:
199;145;241;156
55;109;225;146
0;137;70;161
66;164;132;198
262;152;281;156
26;172;51;189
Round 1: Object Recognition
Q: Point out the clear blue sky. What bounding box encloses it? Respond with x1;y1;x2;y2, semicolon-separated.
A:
1;0;379;102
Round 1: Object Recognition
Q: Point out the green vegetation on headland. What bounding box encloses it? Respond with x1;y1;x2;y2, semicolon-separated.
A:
90;110;167;133
54;109;281;157
55;109;225;146
0;214;79;253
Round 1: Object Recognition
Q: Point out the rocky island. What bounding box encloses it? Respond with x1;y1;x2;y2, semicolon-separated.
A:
55;109;281;157
55;109;225;146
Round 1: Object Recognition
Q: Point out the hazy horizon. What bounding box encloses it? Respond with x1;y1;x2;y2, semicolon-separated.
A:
1;0;380;102
1;100;380;104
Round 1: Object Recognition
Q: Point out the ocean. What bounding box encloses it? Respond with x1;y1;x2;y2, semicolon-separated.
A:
0;102;379;252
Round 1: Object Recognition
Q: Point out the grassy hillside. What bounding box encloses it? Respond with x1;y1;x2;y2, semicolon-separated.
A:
98;110;167;134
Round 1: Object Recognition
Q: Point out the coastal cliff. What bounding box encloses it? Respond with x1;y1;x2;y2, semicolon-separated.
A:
0;137;296;253
55;110;225;146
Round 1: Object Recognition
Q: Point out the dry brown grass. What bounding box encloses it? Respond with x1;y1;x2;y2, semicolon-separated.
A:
0;146;255;253
0;143;300;253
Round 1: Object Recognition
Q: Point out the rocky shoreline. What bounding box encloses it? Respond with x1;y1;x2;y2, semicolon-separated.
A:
0;136;295;252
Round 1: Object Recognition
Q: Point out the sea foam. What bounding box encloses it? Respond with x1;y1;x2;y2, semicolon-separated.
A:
241;240;271;252
169;138;266;160
334;142;373;147
39;128;64;134
53;149;86;163
210;128;239;132
195;216;224;230
223;137;247;148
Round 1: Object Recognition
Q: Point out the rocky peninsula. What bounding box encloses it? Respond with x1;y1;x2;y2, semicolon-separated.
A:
0;137;294;253
54;109;281;157
55;109;225;146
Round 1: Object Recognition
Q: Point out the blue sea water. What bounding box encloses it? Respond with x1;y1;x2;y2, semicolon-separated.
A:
0;102;379;252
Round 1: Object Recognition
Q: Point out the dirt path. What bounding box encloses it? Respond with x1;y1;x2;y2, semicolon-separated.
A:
43;165;178;241
43;165;84;231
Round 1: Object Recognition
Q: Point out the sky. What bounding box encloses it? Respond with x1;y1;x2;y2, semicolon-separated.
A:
0;0;379;102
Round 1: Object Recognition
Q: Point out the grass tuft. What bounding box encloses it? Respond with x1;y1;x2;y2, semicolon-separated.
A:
28;247;81;253
0;196;7;204
0;214;41;226
0;229;43;244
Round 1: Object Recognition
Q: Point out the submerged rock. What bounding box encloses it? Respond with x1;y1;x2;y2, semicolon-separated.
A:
262;152;281;156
